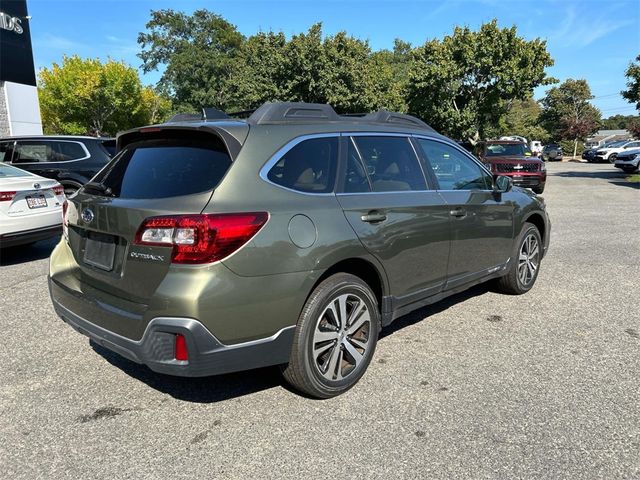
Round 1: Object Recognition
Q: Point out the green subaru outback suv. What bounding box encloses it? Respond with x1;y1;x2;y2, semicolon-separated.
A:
49;102;550;398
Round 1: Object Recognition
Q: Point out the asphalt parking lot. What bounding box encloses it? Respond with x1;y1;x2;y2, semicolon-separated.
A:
1;161;638;479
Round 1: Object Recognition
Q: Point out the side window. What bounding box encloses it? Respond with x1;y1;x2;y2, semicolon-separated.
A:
267;137;338;193
343;139;371;193
12;141;56;163
0;141;13;162
417;139;492;191
53;141;87;161
352;136;427;192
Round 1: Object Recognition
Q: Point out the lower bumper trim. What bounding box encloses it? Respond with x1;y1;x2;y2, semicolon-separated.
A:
50;279;295;377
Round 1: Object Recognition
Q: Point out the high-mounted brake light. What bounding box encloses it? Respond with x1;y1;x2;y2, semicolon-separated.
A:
134;212;269;264
0;191;16;202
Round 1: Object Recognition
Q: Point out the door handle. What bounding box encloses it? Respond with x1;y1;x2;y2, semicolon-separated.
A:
361;211;387;223
449;208;467;218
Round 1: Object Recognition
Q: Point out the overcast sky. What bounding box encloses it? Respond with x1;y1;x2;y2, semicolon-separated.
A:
27;0;640;117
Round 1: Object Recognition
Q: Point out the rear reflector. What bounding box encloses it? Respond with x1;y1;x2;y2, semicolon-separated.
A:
0;191;16;202
134;212;268;264
52;185;64;196
175;334;188;361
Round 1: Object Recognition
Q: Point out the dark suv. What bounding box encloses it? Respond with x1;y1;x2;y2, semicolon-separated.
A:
0;136;115;195
477;140;547;194
48;102;551;398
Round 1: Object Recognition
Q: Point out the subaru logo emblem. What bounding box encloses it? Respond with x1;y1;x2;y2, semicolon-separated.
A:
81;208;94;224
33;183;41;189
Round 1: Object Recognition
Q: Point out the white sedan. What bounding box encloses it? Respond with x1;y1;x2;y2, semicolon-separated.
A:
0;163;65;248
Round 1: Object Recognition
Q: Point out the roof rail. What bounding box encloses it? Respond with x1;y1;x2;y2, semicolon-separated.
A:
248;102;341;124
166;102;435;132
246;102;434;131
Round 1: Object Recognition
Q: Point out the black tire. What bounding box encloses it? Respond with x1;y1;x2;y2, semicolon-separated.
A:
495;222;542;295
609;153;617;164
532;185;545;194
282;273;381;398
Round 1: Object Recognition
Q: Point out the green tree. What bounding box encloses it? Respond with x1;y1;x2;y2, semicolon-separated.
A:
540;79;601;157
601;114;640;130
487;98;549;141
138;9;244;111
407;20;555;141
38;55;167;136
621;54;640;110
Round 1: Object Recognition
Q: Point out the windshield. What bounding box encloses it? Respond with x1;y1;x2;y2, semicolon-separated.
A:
485;143;529;157
606;141;626;148
0;163;31;178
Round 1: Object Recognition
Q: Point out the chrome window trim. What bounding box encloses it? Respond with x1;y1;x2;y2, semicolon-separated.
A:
412;134;494;192
10;139;91;165
258;132;341;197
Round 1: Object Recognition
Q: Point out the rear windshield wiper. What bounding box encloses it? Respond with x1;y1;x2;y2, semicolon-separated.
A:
83;181;113;196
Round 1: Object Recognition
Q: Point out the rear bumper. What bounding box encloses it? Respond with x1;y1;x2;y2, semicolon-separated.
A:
49;276;295;377
0;225;61;248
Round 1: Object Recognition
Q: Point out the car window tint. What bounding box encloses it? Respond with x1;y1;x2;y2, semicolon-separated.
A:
352;136;426;192
0;141;12;162
267;137;338;193
418;139;491;191
13;141;56;163
53;141;86;161
95;139;232;199
342;139;371;193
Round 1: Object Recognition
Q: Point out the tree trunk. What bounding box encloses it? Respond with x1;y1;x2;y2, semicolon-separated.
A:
573;138;578;159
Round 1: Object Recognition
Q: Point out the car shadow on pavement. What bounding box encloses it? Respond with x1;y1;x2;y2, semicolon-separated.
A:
91;340;285;403
91;283;493;403
380;283;492;340
0;236;60;266
551;169;639;189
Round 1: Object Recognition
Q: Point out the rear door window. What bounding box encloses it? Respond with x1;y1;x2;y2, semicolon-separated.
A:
13;141;56;163
94;139;232;199
351;136;427;192
54;141;87;161
267;137;338;193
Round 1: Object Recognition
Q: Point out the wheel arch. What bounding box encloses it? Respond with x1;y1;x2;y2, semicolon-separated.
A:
524;212;546;243
311;257;388;314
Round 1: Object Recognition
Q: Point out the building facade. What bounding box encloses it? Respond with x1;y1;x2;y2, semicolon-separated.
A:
0;0;42;136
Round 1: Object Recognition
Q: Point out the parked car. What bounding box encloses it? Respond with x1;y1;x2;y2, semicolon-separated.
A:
541;143;563;161
0;136;115;196
0;163;65;248
476;140;546;194
530;140;543;157
49;102;551;398
595;140;640;163
613;147;640;173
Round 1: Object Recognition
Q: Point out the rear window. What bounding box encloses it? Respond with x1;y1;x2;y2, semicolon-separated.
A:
95;139;231;199
0;163;30;177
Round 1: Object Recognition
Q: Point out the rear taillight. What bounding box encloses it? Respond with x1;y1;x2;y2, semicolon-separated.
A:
53;185;64;196
175;334;188;361
134;212;269;264
0;191;16;202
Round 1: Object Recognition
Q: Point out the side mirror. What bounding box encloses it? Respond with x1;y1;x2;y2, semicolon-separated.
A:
493;175;512;193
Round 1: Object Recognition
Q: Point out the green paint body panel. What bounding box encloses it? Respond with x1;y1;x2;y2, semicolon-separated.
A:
49;112;551;375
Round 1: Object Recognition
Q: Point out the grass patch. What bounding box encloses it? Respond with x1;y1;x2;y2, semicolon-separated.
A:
627;174;640;183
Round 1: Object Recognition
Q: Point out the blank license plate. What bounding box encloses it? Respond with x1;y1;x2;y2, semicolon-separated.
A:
83;233;116;271
26;195;47;209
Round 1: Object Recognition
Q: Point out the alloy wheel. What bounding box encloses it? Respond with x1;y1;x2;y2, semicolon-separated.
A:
518;233;540;287
312;293;372;381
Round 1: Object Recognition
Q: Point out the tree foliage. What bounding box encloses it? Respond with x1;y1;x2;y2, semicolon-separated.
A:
621;54;640;110
487;98;549;141
540;79;601;156
38;55;170;136
406;20;555;141
138;9;244;111
601;114;640;130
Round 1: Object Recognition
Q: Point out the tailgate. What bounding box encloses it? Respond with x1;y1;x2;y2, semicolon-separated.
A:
65;133;233;303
